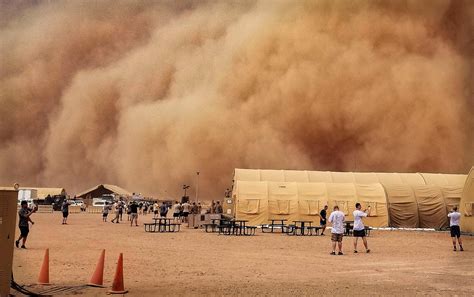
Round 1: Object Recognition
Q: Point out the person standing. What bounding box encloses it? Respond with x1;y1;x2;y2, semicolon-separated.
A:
160;202;168;218
320;205;328;236
181;201;190;222
197;202;202;215
353;203;371;253
102;202;110;222
61;199;70;224
118;198;124;221
111;201;120;223
16;201;36;249
328;205;345;255
153;202;159;218
130;201;139;227
215;201;223;214
448;207;463;251
173;201;181;222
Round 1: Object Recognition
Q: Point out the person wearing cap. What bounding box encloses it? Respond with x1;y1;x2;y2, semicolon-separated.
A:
16;200;37;249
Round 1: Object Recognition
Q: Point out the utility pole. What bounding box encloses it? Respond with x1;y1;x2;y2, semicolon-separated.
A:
196;171;200;203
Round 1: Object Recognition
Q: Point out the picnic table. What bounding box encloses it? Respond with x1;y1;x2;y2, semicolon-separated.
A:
288;220;313;236
262;218;287;233
345;221;354;236
144;218;180;232
218;219;256;236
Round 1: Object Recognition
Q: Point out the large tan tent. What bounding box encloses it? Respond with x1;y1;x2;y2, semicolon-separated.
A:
231;169;467;229
460;167;474;233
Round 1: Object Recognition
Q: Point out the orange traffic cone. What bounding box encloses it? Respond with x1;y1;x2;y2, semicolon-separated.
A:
88;249;105;287
38;248;50;285
108;253;128;294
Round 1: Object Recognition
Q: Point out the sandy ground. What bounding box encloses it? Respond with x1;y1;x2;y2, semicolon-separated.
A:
11;212;474;296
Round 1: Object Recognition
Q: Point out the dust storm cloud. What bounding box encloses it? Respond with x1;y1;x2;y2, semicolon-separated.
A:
1;0;473;198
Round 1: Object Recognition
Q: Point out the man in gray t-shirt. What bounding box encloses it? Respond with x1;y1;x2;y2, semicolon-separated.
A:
16;200;36;249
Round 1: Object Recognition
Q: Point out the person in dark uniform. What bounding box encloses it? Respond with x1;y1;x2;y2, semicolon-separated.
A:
16;200;36;249
320;205;328;235
62;199;70;224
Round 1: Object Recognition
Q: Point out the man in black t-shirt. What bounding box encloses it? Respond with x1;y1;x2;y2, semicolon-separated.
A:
130;202;139;227
16;200;36;249
320;205;328;236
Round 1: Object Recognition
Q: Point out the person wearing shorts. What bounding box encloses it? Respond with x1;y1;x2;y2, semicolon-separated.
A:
62;200;70;225
448;207;463;251
353;203;371;253
173;201;181;222
160;202;168;218
153;202;159;218
182;201;190;223
320;205;328;235
16;200;36;249
102;202;110;222
130;202;139;227
328;205;345;255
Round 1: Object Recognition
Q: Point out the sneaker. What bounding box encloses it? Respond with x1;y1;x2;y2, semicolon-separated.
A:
460;247;464;251
338;252;344;255
15;240;19;248
321;233;325;236
453;247;457;251
354;250;358;253
21;245;26;249
366;249;371;253
330;252;336;255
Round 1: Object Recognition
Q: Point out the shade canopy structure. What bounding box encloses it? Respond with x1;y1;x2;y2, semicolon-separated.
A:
0;187;66;200
76;184;132;199
232;169;467;229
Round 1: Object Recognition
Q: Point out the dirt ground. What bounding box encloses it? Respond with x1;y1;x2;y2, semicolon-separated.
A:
12;212;474;296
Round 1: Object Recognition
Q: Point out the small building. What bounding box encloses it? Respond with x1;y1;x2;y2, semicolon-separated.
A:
76;184;132;205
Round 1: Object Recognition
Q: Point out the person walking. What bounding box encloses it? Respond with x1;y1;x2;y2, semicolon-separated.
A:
61;199;70;224
130;201;139;226
16;201;36;249
320;205;328;236
328;205;345;255
353;203;371;253
448;206;464;251
111;201;120;223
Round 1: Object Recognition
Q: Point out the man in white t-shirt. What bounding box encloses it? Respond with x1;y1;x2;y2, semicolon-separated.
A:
353;203;370;253
447;207;463;251
328;205;345;255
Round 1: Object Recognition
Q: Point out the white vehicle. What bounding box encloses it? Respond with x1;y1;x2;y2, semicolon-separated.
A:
68;199;84;207
92;198;108;207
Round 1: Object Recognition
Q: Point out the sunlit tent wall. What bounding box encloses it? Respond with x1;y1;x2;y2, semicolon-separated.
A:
421;173;467;214
460;167;474;233
384;184;419;228
232;169;467;229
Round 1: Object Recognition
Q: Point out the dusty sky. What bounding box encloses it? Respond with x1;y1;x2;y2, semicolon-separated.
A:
1;0;473;199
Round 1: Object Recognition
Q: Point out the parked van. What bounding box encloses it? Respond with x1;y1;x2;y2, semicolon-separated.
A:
92;198;107;207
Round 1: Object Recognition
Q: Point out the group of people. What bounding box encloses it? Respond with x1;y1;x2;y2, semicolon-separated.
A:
319;203;465;255
16;199;465;252
172;201;202;222
102;198;140;226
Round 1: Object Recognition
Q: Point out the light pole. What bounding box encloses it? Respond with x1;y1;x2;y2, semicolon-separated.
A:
195;171;200;203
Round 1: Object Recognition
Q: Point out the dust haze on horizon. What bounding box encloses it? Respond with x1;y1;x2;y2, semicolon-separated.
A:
1;0;473;199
